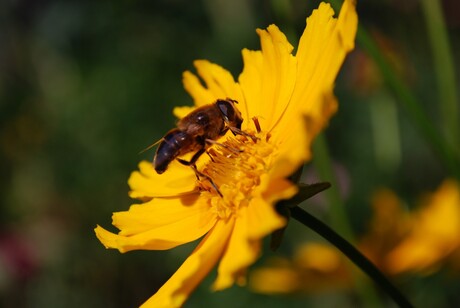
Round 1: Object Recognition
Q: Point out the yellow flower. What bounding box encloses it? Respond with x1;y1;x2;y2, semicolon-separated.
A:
250;180;460;296
386;179;460;274
359;188;412;272
249;243;351;294
95;1;357;307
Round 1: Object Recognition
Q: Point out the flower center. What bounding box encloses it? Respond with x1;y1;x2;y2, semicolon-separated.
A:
198;131;276;219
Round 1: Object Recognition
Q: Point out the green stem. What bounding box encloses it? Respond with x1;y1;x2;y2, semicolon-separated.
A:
291;206;414;308
312;134;381;306
356;27;460;179
312;134;353;239
328;0;460;179
421;0;459;151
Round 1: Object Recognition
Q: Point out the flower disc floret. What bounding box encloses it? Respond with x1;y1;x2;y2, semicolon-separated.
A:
201;131;275;219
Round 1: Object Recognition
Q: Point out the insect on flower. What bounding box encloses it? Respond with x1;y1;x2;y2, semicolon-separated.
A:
95;1;358;306
152;98;254;195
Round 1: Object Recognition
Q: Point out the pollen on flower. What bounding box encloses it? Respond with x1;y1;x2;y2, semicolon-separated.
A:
200;131;277;219
94;1;359;305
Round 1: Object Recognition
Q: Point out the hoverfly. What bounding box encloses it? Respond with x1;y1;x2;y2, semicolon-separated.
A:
152;99;253;195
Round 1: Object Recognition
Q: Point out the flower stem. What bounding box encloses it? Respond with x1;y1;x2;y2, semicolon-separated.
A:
356;26;460;180
312;135;383;306
312;134;353;239
328;0;460;179
420;0;459;151
290;206;413;308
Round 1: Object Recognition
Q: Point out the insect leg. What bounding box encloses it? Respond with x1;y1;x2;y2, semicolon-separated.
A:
176;150;223;197
229;126;258;142
205;139;242;153
176;148;205;180
177;147;206;167
190;165;223;197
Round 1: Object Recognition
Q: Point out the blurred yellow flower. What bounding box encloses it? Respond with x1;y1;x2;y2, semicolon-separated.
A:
250;179;460;295
95;1;357;307
359;188;412;273
250;243;351;294
386;179;460;274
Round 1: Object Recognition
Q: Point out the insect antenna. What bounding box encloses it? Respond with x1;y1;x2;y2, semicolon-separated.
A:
139;138;162;154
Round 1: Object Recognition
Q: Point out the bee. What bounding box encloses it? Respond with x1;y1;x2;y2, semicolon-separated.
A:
152;99;253;195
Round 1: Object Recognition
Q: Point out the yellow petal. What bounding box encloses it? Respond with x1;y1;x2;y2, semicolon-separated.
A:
246;196;287;240
113;195;209;235
257;25;297;129
269;115;312;179
95;196;217;252
296;0;357;112
249;267;300;294
294;243;342;273
182;70;217;107
415;180;460;240
183;60;246;111
128;160;198;199
172;105;195;119
212;206;262;290
239;25;297;132
261;175;298;205
386;237;447;274
250;244;351;295
275;0;357;142
386;180;460;273
250;243;345;295
358;188;411;267
141;219;235;308
238;49;263;129
194;60;244;101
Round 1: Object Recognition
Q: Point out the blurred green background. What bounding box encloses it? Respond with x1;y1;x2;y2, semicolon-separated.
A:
1;0;459;307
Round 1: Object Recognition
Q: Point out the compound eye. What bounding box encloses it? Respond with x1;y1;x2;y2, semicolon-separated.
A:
216;99;243;129
216;99;235;122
